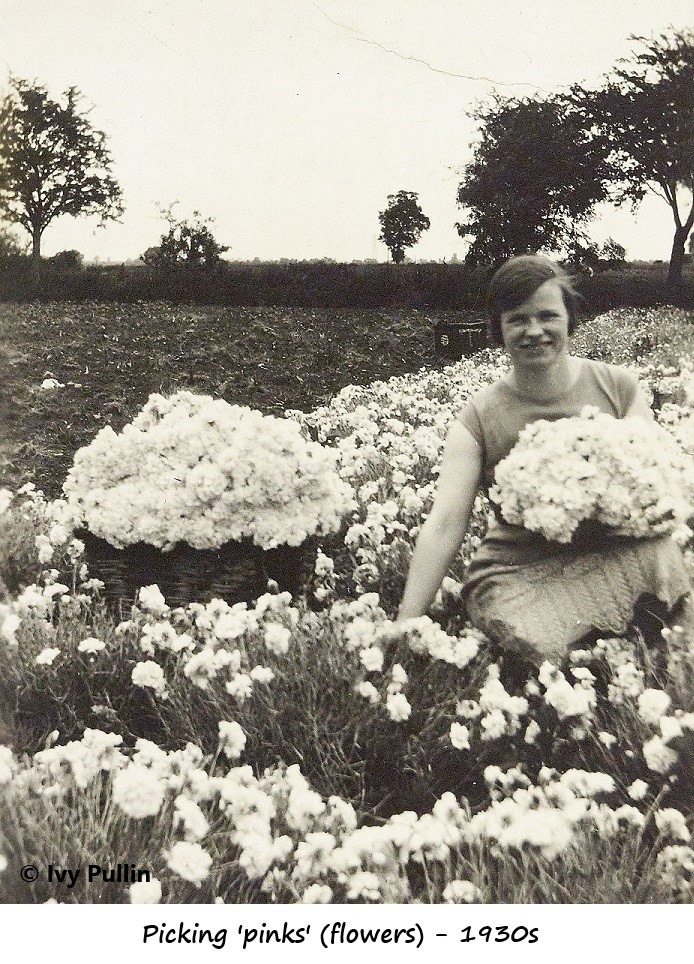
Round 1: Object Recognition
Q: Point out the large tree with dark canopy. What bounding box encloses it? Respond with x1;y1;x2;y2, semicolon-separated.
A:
456;93;616;265
570;29;694;289
0;77;123;266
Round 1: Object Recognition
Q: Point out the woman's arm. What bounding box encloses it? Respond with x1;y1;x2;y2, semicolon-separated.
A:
397;420;483;621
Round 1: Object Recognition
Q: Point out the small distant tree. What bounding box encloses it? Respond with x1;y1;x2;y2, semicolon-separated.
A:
599;237;627;268
142;206;229;269
378;191;430;263
0;77;123;267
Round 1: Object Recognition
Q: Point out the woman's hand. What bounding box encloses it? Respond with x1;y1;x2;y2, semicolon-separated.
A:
397;420;483;622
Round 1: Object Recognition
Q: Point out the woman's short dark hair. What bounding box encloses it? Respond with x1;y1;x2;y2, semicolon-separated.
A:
486;254;581;347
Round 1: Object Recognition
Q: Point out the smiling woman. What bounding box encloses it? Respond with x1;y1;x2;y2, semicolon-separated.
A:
397;254;692;668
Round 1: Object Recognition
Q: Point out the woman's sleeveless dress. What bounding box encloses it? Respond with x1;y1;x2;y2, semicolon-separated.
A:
456;358;692;665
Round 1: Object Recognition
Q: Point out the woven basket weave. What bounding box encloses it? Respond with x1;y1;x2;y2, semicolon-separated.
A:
76;528;316;611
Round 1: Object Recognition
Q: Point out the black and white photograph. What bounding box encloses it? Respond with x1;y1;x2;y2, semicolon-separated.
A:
0;0;692;930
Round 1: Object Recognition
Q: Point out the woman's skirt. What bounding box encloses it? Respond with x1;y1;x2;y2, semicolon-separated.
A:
463;535;692;666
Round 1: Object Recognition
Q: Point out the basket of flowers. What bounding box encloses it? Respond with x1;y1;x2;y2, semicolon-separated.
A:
489;406;694;546
63;391;356;608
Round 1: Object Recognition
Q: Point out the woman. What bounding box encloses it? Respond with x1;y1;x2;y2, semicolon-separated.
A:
398;254;692;666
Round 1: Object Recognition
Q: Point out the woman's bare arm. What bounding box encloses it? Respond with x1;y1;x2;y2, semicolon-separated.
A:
397;420;483;621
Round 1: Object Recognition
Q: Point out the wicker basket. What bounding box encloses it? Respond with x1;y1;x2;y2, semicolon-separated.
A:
76;529;316;611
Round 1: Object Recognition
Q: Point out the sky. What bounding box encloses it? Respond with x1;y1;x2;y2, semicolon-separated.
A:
0;0;691;263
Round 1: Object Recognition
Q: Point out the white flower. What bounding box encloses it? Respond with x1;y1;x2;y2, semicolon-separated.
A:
43;582;69;599
660;715;685;743
214;608;256;641
501;807;575;861
218;721;247;759
264;623;291;655
346;870;381;902
655;808;691;842
480;709;508;741
173;796;210;841
225;673;253;704
456;699;480;719
0;853;7;873
442;879;482;903
129;878;162;903
539;663;595;720
301;883;333;903
386;693;411;722
657;845;694;894
490;409;694;542
626;779;649;802
0;605;20;646
112;764;167;819
78;637;106;654
249;665;274;684
643;735;678;773
611;805;645;830
137;585;169;615
450;722;470;751
35;647;61;666
359;646;384;673
131;660;167;696
558;770;615;797
355;681;380;703
165;841;212;887
36;536;54;563
524;720;541;744
63;390;354;551
637;689;671;726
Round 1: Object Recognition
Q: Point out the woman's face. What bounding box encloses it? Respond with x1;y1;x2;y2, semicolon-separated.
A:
499;279;571;370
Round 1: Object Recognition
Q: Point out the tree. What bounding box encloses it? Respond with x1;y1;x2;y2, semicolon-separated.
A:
570;29;694;289
141;206;229;269
0;77;123;266
456;94;616;265
378;191;430;263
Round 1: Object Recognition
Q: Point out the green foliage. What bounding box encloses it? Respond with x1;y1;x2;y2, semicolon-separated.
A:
378;191;430;264
142;206;228;270
456;94;616;265
0;77;123;264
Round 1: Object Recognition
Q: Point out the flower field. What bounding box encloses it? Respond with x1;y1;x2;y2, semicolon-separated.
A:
0;305;693;904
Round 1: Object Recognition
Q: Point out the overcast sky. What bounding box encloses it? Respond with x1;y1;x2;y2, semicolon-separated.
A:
1;0;691;263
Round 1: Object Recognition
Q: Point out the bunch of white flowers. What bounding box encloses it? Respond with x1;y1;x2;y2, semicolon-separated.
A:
63;390;355;550
490;407;694;543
